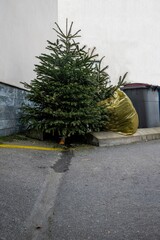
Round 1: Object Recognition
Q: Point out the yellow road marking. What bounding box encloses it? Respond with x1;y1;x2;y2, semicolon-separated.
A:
0;144;63;151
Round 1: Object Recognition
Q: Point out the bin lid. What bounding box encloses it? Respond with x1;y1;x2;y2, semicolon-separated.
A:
122;83;159;90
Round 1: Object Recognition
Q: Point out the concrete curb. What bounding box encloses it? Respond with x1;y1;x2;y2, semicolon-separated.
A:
88;127;160;147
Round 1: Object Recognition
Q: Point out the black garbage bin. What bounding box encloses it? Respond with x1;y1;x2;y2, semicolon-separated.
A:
122;83;160;128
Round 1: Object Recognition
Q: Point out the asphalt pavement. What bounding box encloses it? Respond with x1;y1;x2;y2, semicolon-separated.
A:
0;148;62;240
0;140;160;240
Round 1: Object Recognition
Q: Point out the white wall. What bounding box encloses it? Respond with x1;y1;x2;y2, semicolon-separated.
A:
58;0;160;86
0;0;58;88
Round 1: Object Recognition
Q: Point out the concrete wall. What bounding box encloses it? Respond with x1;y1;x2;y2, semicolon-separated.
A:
0;82;28;136
58;0;160;86
0;0;58;88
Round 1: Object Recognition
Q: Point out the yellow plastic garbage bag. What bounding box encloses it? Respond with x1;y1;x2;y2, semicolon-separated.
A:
100;89;139;135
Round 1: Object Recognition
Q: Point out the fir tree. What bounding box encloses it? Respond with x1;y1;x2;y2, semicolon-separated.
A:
21;20;126;138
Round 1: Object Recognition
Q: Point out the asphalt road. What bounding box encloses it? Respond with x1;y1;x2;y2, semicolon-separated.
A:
1;140;160;240
0;148;62;240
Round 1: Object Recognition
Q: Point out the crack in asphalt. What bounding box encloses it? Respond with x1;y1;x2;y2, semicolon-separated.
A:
51;150;74;173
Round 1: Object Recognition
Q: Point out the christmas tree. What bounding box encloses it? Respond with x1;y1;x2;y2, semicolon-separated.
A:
21;20;126;139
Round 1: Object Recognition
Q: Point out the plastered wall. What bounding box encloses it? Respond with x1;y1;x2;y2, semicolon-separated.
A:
58;0;160;86
0;0;58;88
0;0;57;135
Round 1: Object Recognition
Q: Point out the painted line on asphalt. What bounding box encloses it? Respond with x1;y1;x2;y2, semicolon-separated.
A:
0;144;63;151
